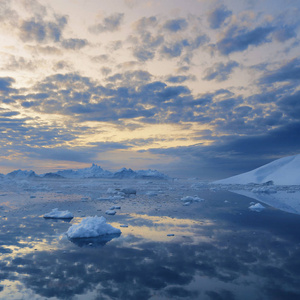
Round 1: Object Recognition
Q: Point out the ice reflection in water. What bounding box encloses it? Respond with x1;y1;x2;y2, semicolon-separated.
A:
0;179;299;299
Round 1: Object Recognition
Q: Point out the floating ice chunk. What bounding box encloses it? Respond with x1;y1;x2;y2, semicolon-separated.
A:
66;216;121;238
107;188;118;194
249;203;265;212
167;234;175;236
181;196;204;202
105;210;116;215
183;202;191;206
43;208;74;219
110;205;121;210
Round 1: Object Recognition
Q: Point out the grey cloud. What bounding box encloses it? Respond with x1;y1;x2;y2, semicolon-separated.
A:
61;38;88;50
146;121;300;179
2;56;38;71
53;61;72;71
89;13;124;34
203;61;238;82
166;75;196;83
273;25;297;42
163;19;188;32
207;5;232;29
0;77;15;93
19;15;67;43
260;58;300;84
277;90;300;120
133;16;158;31
216;25;275;55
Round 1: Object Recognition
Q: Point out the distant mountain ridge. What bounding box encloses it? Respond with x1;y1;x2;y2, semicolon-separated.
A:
214;154;300;185
2;163;169;180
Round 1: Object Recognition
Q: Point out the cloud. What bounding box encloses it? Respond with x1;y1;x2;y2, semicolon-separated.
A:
163;18;188;32
2;55;38;71
273;25;297;42
146;121;300;178
61;38;88;50
166;75;196;83
277;90;300;119
216;25;275;55
0;77;15;93
203;61;238;81
19;15;68;43
260;58;300;84
89;13;124;34
207;5;232;29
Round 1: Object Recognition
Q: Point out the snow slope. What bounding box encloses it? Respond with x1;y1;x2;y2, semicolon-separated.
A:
214;154;300;185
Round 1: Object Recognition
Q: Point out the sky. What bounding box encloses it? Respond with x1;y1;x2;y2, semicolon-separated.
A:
0;0;299;179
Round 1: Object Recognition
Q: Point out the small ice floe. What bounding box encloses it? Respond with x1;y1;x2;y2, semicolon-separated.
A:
167;234;175;237
81;197;89;202
30;195;36;198
105;210;116;215
43;208;74;219
249;203;265;212
183;202;191;206
110;205;121;210
181;196;204;203
66;216;121;238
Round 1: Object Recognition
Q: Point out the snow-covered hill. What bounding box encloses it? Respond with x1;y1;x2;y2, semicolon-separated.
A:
214;154;300;185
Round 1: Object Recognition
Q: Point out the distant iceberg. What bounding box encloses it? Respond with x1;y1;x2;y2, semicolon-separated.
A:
2;163;169;180
6;169;38;178
214;154;300;185
56;163;113;179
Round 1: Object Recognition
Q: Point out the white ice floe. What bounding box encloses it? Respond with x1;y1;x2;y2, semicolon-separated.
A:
66;216;121;238
249;203;265;212
43;208;74;219
181;196;204;202
105;210;116;215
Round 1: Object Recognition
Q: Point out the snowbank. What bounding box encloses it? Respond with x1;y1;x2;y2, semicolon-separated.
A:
43;208;74;219
66;216;121;238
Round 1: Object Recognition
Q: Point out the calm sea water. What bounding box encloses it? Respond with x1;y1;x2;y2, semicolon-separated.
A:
0;178;300;300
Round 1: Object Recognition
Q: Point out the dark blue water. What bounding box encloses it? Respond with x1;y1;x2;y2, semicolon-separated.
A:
0;188;300;300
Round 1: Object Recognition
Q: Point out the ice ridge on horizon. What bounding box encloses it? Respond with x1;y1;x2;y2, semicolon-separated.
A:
2;163;169;180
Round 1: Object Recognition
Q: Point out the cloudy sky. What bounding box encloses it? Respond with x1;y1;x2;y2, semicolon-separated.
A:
0;0;299;178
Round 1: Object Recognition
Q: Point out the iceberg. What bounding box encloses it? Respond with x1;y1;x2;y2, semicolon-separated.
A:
43;208;74;219
214;154;300;185
249;203;265;212
66;216;121;238
6;169;38;179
